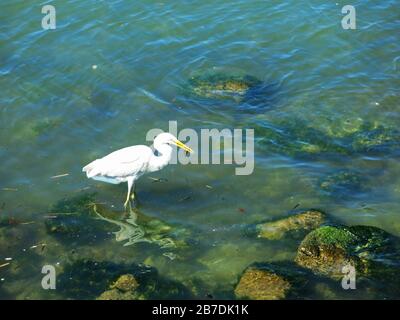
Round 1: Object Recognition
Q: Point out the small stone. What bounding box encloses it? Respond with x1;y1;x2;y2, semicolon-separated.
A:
256;210;325;240
110;274;139;292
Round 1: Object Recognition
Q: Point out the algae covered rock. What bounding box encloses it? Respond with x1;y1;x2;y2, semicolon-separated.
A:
255;117;400;160
186;71;263;101
295;225;399;280
97;289;137;300
351;124;400;154
97;274;140;300
256;210;326;240
234;262;308;300
254;118;351;159
57;259;155;299
318;170;367;199
110;274;139;292
58;259;191;300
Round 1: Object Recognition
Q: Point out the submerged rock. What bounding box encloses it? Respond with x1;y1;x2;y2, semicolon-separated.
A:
295;225;400;280
318;170;367;199
351;124;400;154
256;210;326;240
255;118;400;160
255;118;351;159
234;262;308;300
97;289;137;300
97;274;140;300
186;71;263;102
58;259;190;300
110;274;139;292
45;193;109;243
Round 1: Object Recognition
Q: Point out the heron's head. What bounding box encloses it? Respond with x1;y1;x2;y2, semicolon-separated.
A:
154;132;194;153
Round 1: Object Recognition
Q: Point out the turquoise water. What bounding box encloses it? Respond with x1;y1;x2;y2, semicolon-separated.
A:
1;0;399;299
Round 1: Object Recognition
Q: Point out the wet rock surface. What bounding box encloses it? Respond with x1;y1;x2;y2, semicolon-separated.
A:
256;209;326;240
295;225;400;281
57;259;191;300
318;170;367;199
255;118;400;160
234;262;308;300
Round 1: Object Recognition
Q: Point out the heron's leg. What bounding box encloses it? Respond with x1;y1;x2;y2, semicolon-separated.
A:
130;183;139;206
124;178;134;209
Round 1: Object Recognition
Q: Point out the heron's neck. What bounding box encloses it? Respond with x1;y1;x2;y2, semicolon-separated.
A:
148;144;173;172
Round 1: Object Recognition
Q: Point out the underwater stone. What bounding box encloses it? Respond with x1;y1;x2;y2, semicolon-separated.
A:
97;289;138;300
295;225;399;280
110;274;139;292
318;170;366;199
256;210;326;240
97;274;140;300
58;259;190;299
185;71;263;102
254;118;351;159
351;125;400;154
234;262;308;300
57;259;157;299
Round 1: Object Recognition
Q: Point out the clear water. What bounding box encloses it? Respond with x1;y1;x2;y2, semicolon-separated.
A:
0;0;399;299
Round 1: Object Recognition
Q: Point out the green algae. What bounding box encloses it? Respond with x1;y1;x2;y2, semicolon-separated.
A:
234;261;309;300
319;170;367;199
295;225;400;282
255;209;326;240
255;117;400;159
186;72;263;101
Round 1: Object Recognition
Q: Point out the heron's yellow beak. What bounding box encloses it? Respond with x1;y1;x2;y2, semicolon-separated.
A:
174;139;194;153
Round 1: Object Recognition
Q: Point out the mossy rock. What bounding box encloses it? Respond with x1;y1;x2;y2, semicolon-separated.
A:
97;289;138;300
256;210;326;240
295;225;400;280
97;274;140;300
186;71;262;101
58;259;191;300
255;118;400;160
318;170;367;199
351;124;400;154
254;118;351;159
234;262;309;300
110;274;139;292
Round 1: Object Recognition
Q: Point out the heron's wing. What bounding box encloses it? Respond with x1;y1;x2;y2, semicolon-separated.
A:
83;145;152;180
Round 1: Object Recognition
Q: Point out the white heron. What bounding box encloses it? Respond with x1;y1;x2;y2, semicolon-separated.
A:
82;132;193;208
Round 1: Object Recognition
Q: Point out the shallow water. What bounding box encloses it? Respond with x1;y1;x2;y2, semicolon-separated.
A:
1;0;399;299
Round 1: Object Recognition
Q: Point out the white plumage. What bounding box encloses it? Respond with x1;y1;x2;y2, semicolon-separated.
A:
82;132;193;208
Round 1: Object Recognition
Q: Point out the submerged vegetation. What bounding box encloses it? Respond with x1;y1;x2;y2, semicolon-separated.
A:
254;118;400;159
